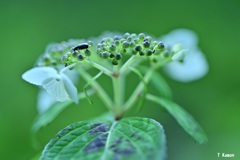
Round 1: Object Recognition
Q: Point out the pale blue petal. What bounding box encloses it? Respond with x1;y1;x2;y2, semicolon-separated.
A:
165;49;209;82
22;67;58;85
42;77;70;102
60;72;78;104
161;29;198;48
161;29;209;82
37;89;57;113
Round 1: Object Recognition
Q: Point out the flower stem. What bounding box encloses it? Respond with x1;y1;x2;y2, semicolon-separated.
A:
85;60;113;77
123;67;155;113
119;55;139;75
112;65;123;117
77;68;114;112
60;63;77;73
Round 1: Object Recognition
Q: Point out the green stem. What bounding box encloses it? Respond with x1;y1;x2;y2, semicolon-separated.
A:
123;67;155;112
85;60;113;77
112;65;122;117
60;63;77;73
77;68;114;111
145;93;159;103
119;55;139;75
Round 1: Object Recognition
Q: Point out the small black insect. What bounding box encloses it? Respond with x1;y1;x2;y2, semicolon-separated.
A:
72;43;89;51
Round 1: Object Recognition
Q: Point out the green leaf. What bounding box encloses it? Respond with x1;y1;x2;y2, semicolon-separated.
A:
139;66;172;99
32;90;95;133
32;101;72;133
150;71;172;99
41;117;166;160
147;94;207;144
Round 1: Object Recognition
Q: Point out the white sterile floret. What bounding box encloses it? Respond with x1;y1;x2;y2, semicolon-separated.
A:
161;29;209;82
22;66;78;103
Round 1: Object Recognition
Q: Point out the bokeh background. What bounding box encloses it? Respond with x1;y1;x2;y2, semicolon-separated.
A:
0;0;240;160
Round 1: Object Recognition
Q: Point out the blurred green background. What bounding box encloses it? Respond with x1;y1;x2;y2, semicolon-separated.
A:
1;0;240;159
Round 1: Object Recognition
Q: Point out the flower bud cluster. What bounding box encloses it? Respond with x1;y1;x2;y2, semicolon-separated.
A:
35;33;188;68
96;32;169;65
60;41;93;66
36;40;93;67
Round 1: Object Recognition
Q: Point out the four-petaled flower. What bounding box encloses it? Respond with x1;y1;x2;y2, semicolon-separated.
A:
22;67;78;103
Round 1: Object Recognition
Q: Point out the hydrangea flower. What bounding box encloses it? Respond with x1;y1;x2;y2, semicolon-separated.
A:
22;66;78;104
161;29;209;82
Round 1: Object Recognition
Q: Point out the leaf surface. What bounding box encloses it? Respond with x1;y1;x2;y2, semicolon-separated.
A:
147;95;207;144
139;66;172;99
32;90;94;133
41;117;166;160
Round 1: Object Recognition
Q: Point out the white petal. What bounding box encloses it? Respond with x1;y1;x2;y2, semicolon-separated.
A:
42;77;70;102
37;89;57;113
165;49;209;82
22;67;58;85
60;72;78;104
161;28;209;82
64;68;79;85
161;29;198;48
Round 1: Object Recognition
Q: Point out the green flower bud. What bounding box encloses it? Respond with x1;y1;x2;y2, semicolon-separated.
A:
101;46;107;51
146;49;153;56
106;37;112;43
152;41;158;46
116;53;122;60
97;43;102;48
109;44;116;51
143;41;150;48
77;54;84;61
114;40;120;46
132;50;137;55
172;49;188;61
123;41;130;48
130;41;135;47
72;51;77;57
144;36;152;42
110;53;115;58
127;37;132;42
97;48;102;54
88;41;93;46
101;52;109;59
60;55;68;63
138;33;145;40
123;32;130;39
85;49;91;56
135;44;142;51
101;38;107;43
43;54;50;62
139;51;145;56
114;35;120;41
157;42;165;49
120;39;125;43
133;38;140;43
112;59;118;65
131;33;137;39
172;43;183;52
